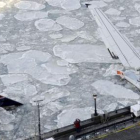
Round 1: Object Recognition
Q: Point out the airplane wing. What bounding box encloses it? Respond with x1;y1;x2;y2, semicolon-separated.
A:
88;5;140;70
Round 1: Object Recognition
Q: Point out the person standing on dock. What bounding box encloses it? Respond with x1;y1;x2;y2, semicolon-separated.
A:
74;119;81;133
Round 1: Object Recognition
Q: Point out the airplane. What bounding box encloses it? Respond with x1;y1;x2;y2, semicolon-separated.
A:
86;4;140;90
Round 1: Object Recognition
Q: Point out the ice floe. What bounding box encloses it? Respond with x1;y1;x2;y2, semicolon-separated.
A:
92;80;140;99
77;31;97;42
46;0;81;11
103;0;114;2
49;33;63;39
116;22;130;28
30;87;70;106
103;103;118;112
57;60;69;66
113;17;126;21
83;1;107;8
57;107;104;128
35;19;62;31
134;3;140;13
0;43;15;54
14;11;48;21
14;1;45;10
60;34;77;42
105;8;121;16
0;107;15;125
0;14;4;20
53;44;118;63
0;50;76;86
129;17;140;26
56;16;84;30
0;2;6;8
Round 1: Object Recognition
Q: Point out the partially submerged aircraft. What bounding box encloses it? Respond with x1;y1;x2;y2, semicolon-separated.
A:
86;4;140;89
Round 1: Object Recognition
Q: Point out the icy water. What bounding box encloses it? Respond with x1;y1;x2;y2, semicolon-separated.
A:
0;0;140;139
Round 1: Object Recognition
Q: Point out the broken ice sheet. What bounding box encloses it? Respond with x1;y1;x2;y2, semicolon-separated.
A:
92;80;140;100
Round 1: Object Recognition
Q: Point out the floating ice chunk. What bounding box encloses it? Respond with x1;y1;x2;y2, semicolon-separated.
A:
46;0;81;11
48;9;71;15
60;34;77;42
129;17;140;26
103;103;118;112
0;35;6;41
56;16;84;30
35;19;62;31
77;31;97;42
0;43;14;54
16;45;31;51
118;100;132;106
0;74;28;86
134;3;140;13
0;2;6;8
0;107;15;125
105;8;121;16
113;17;126;21
57;60;69;66
0;124;14;131
14;11;48;21
49;33;63;39
116;22;130;28
0;50;72;86
92;80;140;99
14;1;45;10
31;88;70;106
83;1;107;8
53;44;117;63
103;0;114;2
0;14;4;20
61;0;81;11
119;7;125;11
104;64;124;77
42;60;78;75
57;107;104;128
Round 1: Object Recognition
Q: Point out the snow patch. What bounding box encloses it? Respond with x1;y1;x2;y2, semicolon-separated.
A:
92;80;140;99
14;1;45;10
56;16;84;30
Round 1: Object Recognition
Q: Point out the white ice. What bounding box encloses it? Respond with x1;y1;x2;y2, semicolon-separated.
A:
46;0;81;11
77;31;97;42
134;3;140;13
0;35;6;41
0;2;6;8
53;44;118;63
105;8;121;16
49;33;63;39
103;0;114;2
103;103;118;112
60;34;78;42
92;80;140;100
113;17;126;21
30;87;70;106
116;22;130;28
35;19;62;31
129;17;140;26
56;16;84;30
83;1;107;8
14;11;48;21
0;43;15;54
57;107;104;128
0;107;15;125
0;14;4;20
104;64;124;77
57;60;69;66
14;1;45;10
0;50;75;86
